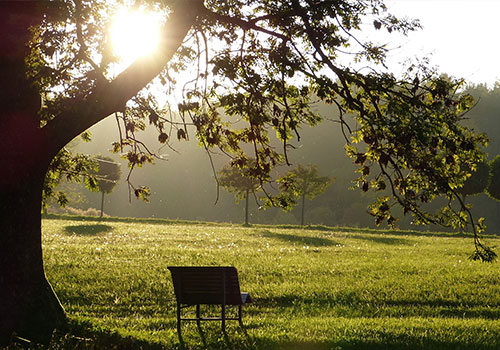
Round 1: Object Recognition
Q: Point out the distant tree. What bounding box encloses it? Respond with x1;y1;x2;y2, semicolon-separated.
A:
218;161;260;225
279;164;333;226
486;155;500;202
454;161;489;233
464;84;500;156
458;161;490;201
94;156;121;218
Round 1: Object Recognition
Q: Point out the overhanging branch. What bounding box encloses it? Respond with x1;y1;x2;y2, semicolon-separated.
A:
200;7;291;42
44;0;205;157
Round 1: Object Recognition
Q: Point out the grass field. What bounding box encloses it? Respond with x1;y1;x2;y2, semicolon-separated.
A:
35;216;500;349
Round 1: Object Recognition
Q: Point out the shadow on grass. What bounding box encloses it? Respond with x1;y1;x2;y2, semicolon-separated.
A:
260;223;491;240
260;230;338;247
5;320;166;350
7;316;498;350
269;340;500;350
255;294;500;320
333;226;480;239
25;320;500;350
45;213;498;239
63;224;113;236
44;213;224;228
349;233;412;245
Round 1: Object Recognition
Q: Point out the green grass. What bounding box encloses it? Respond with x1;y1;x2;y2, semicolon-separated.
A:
36;216;500;349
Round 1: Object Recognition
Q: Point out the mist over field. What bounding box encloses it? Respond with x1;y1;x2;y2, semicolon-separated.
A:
55;85;500;234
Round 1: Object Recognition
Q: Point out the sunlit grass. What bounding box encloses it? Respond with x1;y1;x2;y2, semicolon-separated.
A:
41;216;500;349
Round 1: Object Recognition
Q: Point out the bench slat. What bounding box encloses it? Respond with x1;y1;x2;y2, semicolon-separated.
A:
169;266;248;305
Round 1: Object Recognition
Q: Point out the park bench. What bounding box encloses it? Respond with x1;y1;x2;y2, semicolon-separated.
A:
167;266;252;333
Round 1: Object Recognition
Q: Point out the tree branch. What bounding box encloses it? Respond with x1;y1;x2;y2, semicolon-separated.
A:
200;7;291;42
44;0;205;158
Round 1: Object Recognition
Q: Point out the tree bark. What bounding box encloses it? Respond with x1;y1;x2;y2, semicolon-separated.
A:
0;3;65;344
0;167;67;345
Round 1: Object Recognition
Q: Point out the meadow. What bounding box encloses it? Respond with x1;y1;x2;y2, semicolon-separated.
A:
32;216;500;349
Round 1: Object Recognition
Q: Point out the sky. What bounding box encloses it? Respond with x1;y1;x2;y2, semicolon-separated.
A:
108;0;500;100
378;0;500;87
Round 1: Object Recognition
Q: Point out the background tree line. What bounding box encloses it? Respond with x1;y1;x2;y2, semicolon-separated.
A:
50;82;500;233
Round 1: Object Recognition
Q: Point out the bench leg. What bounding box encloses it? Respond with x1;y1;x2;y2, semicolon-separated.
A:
221;304;226;332
238;304;243;326
176;304;181;335
196;304;201;328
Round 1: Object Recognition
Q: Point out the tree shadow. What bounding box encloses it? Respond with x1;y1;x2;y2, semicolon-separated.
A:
273;339;500;350
44;213;218;227
26;314;500;350
335;226;478;239
264;223;489;240
260;230;337;247
180;324;258;350
63;224;113;236
256;294;500;320
349;233;412;245
40;319;500;350
26;319;167;350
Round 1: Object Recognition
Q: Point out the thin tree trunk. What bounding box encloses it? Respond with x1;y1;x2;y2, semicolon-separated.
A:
244;189;249;226
301;193;306;226
100;192;105;218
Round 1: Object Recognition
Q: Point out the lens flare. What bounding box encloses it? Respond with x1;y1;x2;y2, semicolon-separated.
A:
110;8;162;63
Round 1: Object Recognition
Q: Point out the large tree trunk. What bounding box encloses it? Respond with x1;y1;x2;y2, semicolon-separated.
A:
0;3;66;344
0;0;202;344
0;167;67;345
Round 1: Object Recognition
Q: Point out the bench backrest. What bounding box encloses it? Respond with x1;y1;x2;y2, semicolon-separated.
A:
168;266;244;305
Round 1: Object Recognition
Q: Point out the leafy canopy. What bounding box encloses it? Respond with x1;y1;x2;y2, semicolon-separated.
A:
94;156;122;194
486;155;500;202
33;0;493;260
277;164;333;204
457;161;490;198
218;160;261;202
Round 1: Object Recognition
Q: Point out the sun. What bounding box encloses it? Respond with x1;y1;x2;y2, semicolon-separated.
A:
110;8;162;64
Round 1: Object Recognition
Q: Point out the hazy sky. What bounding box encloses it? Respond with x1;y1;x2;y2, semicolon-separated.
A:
111;0;500;96
381;0;500;86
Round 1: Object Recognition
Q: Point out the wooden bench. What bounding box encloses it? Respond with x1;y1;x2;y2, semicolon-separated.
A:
167;266;252;333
